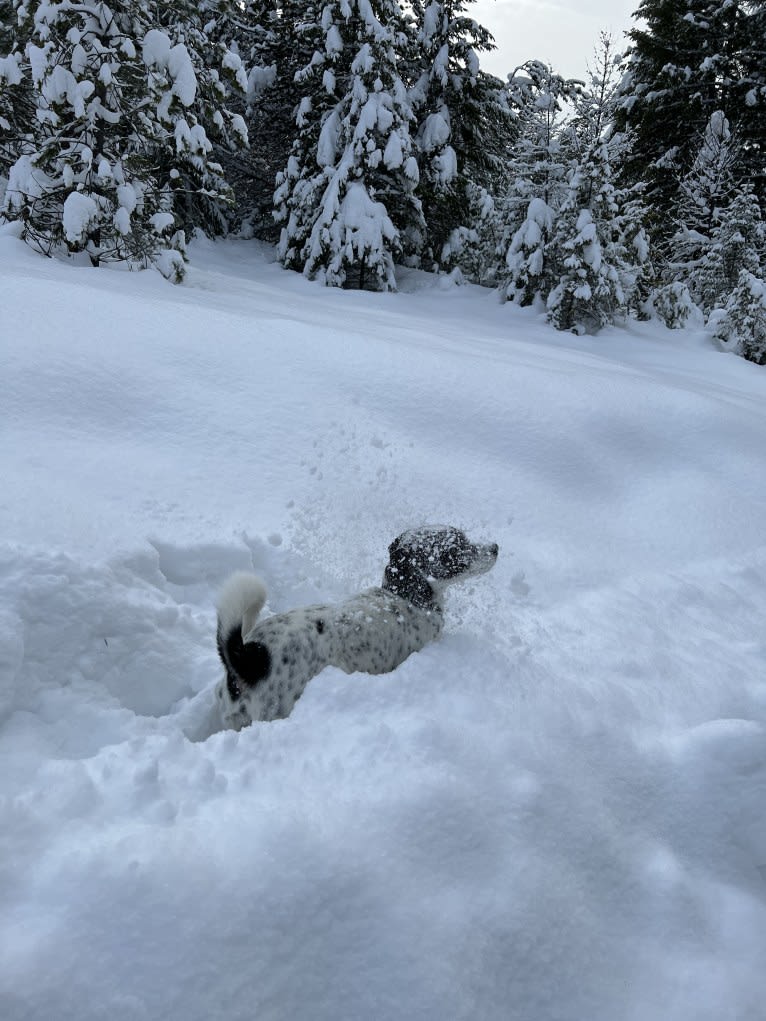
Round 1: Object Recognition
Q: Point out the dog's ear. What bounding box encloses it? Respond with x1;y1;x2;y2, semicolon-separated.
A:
385;540;434;609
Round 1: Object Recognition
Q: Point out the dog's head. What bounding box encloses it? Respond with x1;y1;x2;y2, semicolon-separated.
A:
383;526;498;609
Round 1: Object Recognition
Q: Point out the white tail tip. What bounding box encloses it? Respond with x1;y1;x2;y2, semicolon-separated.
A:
217;572;267;639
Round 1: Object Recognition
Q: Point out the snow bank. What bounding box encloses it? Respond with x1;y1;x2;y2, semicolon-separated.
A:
1;235;765;1021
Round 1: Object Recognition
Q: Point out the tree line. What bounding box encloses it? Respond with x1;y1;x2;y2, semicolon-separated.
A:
1;0;765;362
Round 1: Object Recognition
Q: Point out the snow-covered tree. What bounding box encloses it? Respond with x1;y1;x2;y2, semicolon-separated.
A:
147;0;251;236
408;0;509;270
616;0;765;235
652;279;703;328
706;184;763;295
713;270;766;363
440;182;503;285
546;34;648;331
0;0;247;277
662;110;738;297
274;0;351;272
501;196;554;306
0;0;32;196
546;206;614;332
677;110;737;236
228;0;322;239
276;0;423;290
496;62;577;303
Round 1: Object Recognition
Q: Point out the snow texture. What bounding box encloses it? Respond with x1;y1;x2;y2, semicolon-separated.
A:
142;30;197;113
0;53;22;86
1;233;765;1021
62;191;98;242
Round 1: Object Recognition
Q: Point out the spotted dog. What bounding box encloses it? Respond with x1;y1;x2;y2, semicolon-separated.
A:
215;526;499;729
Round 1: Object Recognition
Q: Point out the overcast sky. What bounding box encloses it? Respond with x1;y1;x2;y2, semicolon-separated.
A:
472;0;639;82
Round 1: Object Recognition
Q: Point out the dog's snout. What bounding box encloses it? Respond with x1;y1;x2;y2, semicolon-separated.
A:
489;543;499;557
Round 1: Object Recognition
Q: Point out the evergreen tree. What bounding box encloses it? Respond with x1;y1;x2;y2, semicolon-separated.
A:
440;182;503;285
664;110;738;296
276;0;423;290
546;34;647;331
701;187;765;310
233;0;324;239
408;0;509;270
0;0;247;277
0;0;32;196
496;62;577;303
651;280;703;328
737;0;766;199
274;0;359;274
617;0;765;237
713;270;766;363
502;196;555;306
150;0;250;236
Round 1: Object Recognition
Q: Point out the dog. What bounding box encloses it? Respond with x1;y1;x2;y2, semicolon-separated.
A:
215;526;499;729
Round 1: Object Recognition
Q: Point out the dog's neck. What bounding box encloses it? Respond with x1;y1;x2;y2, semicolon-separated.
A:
382;564;442;612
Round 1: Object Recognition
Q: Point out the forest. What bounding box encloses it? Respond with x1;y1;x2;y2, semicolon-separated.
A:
1;0;765;361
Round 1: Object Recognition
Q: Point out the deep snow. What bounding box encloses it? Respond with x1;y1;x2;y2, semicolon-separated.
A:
1;230;765;1021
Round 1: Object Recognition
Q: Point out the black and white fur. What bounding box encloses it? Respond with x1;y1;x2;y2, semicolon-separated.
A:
215;526;499;729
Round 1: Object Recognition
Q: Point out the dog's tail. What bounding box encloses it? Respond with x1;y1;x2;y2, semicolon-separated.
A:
217;572;267;642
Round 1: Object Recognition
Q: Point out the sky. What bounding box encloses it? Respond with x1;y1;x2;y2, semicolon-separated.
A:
473;0;639;81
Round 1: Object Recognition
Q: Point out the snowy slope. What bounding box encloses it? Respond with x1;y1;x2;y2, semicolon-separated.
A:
1;229;765;1021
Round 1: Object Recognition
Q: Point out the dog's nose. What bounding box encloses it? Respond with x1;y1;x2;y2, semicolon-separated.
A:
489;543;499;556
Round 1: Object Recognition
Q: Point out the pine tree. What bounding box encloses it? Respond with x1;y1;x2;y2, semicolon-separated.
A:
616;0;765;237
274;0;358;273
233;0;323;239
149;0;250;236
714;270;766;363
408;0;509;270
652;280;703;328
663;110;738;298
502;196;554;306
276;0;423;290
546;34;648;331
0;0;247;277
736;0;766;199
702;188;765;311
496;62;577;304
0;0;33;196
440;182;503;285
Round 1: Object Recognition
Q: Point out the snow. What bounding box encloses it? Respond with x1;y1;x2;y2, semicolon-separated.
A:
419;109;451;152
142;30;197;113
1;233;766;1021
325;24;344;55
221;49;248;92
434;144;457;185
246;61;276;99
62;191;98;243
316;107;341;167
149;211;175;234
2;156;52;214
383;129;403;169
0;53;22;86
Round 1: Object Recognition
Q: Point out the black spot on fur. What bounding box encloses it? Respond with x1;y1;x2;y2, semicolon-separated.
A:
238;641;272;686
219;626;272;690
315;618;325;634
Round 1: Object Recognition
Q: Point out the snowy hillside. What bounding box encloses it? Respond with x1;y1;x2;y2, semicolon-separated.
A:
1;231;765;1021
